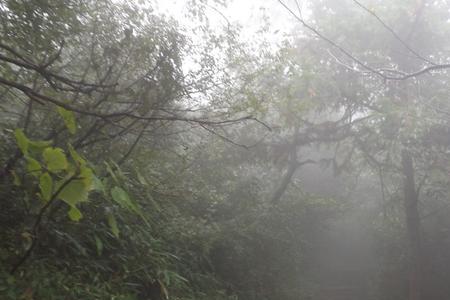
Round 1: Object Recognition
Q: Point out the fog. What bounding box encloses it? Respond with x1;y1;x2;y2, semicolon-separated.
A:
2;0;450;299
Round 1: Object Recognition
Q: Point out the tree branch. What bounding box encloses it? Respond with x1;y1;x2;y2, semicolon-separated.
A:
10;173;80;274
278;0;450;80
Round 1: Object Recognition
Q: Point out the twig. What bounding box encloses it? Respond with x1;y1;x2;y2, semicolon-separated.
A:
277;0;450;80
351;0;435;65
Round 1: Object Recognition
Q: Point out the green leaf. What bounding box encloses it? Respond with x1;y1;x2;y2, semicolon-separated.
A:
106;211;119;238
94;235;103;256
68;205;82;221
111;161;125;180
14;129;52;156
43;147;68;172
105;162;118;183
28;140;52;154
57;106;77;134
39;172;53;202
57;179;89;205
111;186;139;213
110;186;151;228
136;169;148;185
26;156;42;176
14;128;29;154
68;144;86;165
92;175;106;195
56;166;94;206
79;165;93;188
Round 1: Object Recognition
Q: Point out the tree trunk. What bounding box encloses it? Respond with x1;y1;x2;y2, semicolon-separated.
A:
401;150;422;300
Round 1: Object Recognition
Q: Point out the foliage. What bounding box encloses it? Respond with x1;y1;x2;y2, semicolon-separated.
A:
3;0;450;300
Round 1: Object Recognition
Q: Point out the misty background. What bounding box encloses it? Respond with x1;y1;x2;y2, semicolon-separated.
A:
1;0;450;300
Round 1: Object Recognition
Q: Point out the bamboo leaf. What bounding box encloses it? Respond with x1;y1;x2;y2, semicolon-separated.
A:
106;211;119;238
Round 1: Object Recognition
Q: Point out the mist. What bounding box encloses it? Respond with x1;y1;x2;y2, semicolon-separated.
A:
1;0;450;299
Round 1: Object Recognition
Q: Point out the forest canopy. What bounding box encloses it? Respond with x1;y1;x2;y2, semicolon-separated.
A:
2;1;450;300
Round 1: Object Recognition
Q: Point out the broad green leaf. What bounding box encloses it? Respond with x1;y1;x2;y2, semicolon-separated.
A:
68;144;86;165
39;172;53;202
106;211;119;238
94;235;103;256
79;165;93;188
57;106;77;134
28;140;52;154
14;129;52;156
43;147;68;172
57;179;89;205
26;156;42;176
14;129;29;154
68;205;82;221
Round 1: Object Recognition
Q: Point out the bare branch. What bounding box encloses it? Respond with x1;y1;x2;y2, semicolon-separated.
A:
352;0;435;65
278;0;450;80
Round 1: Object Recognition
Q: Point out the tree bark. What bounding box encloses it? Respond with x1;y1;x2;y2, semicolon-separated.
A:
401;150;422;300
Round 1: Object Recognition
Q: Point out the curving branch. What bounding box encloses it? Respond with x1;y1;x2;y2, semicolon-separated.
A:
0;75;267;129
0;43;116;93
271;158;316;204
10;173;80;274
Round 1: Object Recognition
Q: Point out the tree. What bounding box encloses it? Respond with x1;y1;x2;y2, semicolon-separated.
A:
277;1;450;299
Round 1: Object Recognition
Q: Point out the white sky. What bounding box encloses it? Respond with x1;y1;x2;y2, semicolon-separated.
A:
155;0;305;45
